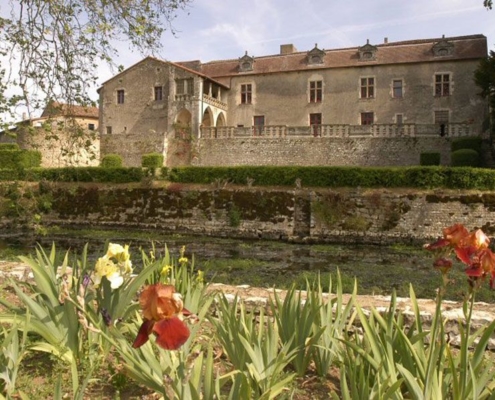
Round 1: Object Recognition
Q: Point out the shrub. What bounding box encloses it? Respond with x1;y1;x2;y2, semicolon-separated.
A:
0;143;19;150
141;153;164;168
23;167;143;183
451;149;480;167
451;136;482;153
19;150;42;168
0;150;22;168
101;154;123;168
420;152;441;166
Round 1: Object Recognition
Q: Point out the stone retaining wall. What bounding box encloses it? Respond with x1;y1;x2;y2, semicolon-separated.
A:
3;183;495;244
195;137;454;167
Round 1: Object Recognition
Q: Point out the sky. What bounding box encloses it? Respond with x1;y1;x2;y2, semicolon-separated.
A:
104;0;495;81
1;0;495;121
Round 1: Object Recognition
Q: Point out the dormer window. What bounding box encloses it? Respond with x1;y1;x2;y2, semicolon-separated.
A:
432;35;454;57
307;44;325;65
239;51;254;72
358;39;377;61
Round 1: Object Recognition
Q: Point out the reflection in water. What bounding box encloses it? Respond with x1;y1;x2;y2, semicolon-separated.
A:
2;233;493;302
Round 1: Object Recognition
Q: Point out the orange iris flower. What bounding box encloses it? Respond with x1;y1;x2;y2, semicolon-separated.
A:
132;284;191;350
426;223;495;288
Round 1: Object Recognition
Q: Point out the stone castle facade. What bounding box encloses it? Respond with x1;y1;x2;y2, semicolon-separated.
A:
97;34;489;167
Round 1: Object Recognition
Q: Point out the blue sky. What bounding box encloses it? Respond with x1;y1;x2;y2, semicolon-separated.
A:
105;0;495;82
1;0;494;121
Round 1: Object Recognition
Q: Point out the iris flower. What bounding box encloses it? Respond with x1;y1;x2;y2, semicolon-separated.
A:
426;223;495;288
132;284;191;350
94;243;133;289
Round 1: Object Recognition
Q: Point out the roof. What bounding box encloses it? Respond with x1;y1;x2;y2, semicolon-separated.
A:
41;101;99;119
98;56;230;90
198;34;487;80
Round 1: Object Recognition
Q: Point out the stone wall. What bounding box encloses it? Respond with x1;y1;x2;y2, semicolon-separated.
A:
100;132;166;167
11;183;495;244
194;137;454;167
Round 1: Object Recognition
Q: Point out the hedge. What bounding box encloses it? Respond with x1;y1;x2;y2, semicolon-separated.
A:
23;167;144;183
0;143;20;150
451;149;481;167
420;152;441;166
142;153;164;168
101;154;123;168
166;165;495;190
3;164;495;189
0;149;41;168
451;137;482;154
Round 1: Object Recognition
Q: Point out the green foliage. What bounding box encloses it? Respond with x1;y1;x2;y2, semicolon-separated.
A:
101;154;123;168
451;149;481;167
1;0;190;126
228;205;241;227
19;150;42;168
339;286;495;400
141;153;164;168
0;150;21;169
168;165;495;190
270;285;325;377
18;166;144;183
211;295;297;398
0;143;19;150
420;152;440;166
451;136;483;153
0;320;28;398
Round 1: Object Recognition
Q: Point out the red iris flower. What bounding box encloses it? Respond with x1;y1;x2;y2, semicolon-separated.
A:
426;223;495;289
132;284;191;350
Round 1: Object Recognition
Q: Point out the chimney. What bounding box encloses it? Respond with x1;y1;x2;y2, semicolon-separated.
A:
280;44;297;55
384;37;388;44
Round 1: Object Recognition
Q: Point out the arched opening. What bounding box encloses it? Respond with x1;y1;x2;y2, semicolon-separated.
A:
175;109;192;138
176;109;192;126
202;107;213;127
216;112;226;127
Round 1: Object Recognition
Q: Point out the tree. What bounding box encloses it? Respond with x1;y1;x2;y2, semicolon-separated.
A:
485;0;492;9
0;0;191;123
474;50;495;136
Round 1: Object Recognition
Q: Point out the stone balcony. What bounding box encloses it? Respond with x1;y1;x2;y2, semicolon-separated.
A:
200;123;474;139
203;94;227;110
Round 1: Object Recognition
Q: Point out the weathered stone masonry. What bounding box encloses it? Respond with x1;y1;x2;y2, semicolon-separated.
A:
9;184;495;244
194;137;455;167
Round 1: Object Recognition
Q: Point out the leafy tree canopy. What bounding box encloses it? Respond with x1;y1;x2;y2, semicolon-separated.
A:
474;50;495;105
0;0;191;124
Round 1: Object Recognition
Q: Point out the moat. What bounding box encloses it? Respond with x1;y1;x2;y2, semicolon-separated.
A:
1;230;494;303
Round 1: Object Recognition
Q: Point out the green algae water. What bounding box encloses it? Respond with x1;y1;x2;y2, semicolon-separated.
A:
1;230;494;302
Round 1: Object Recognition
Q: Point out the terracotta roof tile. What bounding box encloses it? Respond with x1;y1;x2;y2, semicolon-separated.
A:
198;35;487;80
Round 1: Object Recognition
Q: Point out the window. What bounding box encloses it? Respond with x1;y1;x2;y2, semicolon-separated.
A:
361;112;374;125
360;77;374;98
176;78;194;95
154;86;163;101
309;80;322;103
253;115;265;135
395;114;403;125
88;123;95;131
117;90;125;104
241;84;252;104
309;113;322;136
106;126;112;134
435;74;450;97
393;80;403;98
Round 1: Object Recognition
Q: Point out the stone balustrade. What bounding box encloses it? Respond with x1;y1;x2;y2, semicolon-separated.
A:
200;123;473;139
